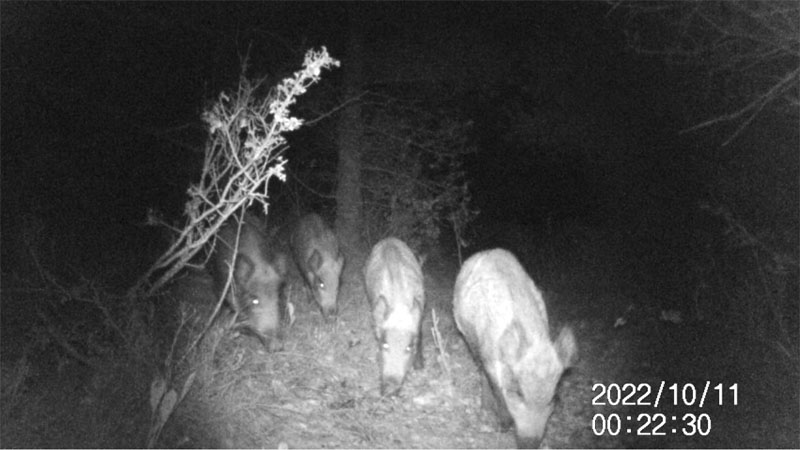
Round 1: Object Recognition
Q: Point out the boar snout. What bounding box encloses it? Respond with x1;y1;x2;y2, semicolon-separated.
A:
321;304;338;320
515;436;542;449
380;376;403;397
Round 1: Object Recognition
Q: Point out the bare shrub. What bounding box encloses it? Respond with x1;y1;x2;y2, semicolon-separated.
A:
694;200;798;361
133;47;340;298
0;229;158;446
361;99;477;255
613;1;799;145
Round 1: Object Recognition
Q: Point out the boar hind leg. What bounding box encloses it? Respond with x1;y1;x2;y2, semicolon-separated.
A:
481;372;513;431
413;322;425;370
413;347;424;370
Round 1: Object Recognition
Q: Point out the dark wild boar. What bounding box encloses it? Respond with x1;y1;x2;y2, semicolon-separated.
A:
212;213;288;351
363;237;426;396
291;213;344;318
454;249;576;448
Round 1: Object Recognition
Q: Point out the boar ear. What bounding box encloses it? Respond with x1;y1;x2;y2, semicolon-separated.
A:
309;249;323;271
498;322;529;364
416;252;428;268
233;254;255;283
555;326;577;368
273;253;288;277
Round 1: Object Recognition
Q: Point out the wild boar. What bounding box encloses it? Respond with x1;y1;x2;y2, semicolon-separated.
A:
364;237;426;396
291;213;344;318
212;213;288;351
454;249;576;448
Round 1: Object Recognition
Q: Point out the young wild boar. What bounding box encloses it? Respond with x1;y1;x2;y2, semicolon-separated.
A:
363;237;426;396
212;213;288;351
291;213;344;319
454;249;576;448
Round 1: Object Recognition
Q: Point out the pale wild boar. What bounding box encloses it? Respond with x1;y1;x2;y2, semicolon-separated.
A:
364;237;426;396
291;213;344;319
454;249;576;448
212;213;288;352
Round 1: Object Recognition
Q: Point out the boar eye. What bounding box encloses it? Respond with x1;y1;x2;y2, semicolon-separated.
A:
382;342;389;350
250;298;260;306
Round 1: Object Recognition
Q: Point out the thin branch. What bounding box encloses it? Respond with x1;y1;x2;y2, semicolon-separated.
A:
304;90;369;127
681;66;799;143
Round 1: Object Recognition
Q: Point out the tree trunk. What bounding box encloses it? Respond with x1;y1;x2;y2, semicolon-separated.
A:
335;13;365;266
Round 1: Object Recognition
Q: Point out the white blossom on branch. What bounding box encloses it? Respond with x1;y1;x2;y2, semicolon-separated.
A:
133;47;339;296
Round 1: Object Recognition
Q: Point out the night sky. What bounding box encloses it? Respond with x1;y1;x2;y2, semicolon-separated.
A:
3;3;704;269
2;2;797;284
